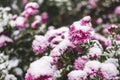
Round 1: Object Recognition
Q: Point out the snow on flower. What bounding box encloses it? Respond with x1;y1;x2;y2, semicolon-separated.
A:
25;56;56;80
14;16;27;29
74;56;89;70
45;27;69;41
69;16;93;46
0;35;13;47
32;35;49;53
98;63;119;80
88;47;102;58
84;60;101;77
50;39;73;62
67;70;87;80
45;27;69;49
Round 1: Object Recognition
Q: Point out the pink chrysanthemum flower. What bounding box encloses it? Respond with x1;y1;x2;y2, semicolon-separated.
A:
98;63;119;80
114;6;120;15
31;20;40;29
0;35;13;47
116;34;120;40
69;29;90;45
68;70;87;80
69;16;93;46
41;12;48;24
45;27;74;62
22;2;39;17
103;24;118;35
32;35;49;53
92;33;112;46
45;27;69;49
25;56;55;80
107;24;118;32
25;2;39;10
74;56;89;70
50;39;73;62
96;18;103;25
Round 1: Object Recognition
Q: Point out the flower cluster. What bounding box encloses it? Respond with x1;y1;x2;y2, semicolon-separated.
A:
0;2;48;48
69;16;93;46
12;2;48;29
28;16;120;80
69;60;119;80
0;1;48;79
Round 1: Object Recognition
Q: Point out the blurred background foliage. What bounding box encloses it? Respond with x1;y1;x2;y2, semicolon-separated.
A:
1;0;120;27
